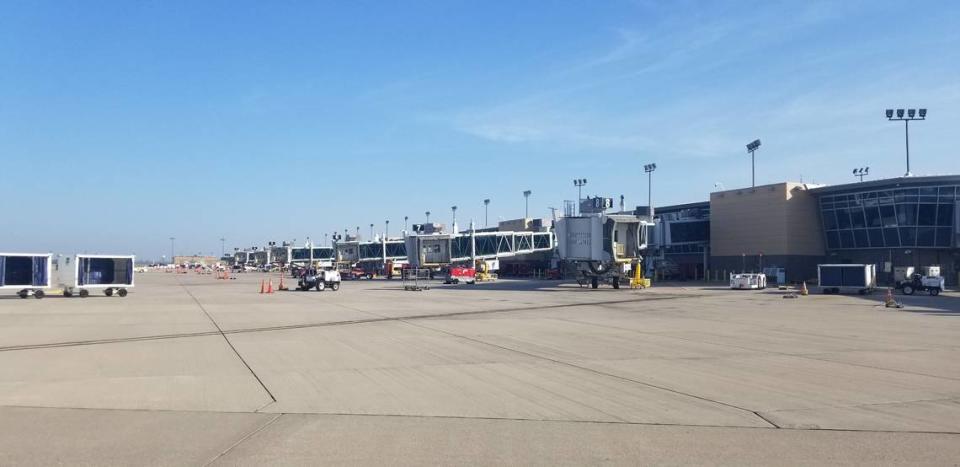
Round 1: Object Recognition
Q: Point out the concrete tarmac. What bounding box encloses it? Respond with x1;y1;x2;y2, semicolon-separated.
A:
1;272;959;465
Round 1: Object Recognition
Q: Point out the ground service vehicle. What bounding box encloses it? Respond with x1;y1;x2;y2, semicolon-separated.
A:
898;273;945;296
444;265;476;284
555;199;651;289
817;264;876;295
298;268;341;291
729;273;767;290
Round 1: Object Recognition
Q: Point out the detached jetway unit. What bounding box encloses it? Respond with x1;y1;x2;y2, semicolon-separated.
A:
0;253;52;299
59;254;135;297
555;213;650;289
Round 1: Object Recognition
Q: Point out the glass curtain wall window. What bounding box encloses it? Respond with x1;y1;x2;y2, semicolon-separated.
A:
820;185;957;249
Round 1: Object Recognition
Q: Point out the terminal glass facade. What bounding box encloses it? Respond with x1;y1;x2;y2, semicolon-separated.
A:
819;185;957;250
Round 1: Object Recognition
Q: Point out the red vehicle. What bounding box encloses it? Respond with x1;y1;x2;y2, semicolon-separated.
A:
342;267;373;280
444;266;476;284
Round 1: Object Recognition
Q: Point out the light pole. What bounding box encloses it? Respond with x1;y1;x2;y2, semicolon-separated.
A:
483;199;490;227
451;205;457;228
523;190;532;219
370;223;374;240
746;139;761;187
853;167;869;182
643;164;656;222
404;216;408;232
324;233;328;247
169;237;175;264
425;211;430;224
886;108;926;176
355;226;360;240
573;179;587;215
385;220;389;238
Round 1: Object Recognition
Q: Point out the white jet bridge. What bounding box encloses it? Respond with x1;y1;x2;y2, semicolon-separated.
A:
335;238;408;266
405;230;555;268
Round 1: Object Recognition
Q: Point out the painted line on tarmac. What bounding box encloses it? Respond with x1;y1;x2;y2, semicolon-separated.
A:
0;294;692;353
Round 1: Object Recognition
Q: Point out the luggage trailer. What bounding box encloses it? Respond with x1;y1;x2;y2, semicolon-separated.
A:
0;253;52;299
59;254;135;297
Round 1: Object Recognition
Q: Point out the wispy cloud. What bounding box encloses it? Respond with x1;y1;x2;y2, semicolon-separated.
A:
442;0;954;165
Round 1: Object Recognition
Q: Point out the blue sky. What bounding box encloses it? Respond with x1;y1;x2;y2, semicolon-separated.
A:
2;1;958;260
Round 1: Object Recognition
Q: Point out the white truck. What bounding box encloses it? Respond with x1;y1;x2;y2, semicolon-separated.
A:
555;207;651;289
896;266;945;296
297;267;342;292
729;273;767;290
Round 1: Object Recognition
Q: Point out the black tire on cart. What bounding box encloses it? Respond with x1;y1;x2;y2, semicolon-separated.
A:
105;288;114;297
118;288;128;297
79;289;90;298
612;278;620;289
18;290;28;299
34;290;45;299
591;277;599;289
902;285;914;295
63;290;73;297
316;281;325;291
930;288;940;296
331;282;340;291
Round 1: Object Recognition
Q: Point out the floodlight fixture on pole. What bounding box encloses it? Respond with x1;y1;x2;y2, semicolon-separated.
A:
853;167;870;182
886;108;926;176
483;199;490;227
573;179;587;215
745;139;761;188
523;190;532;219
644;164;657;222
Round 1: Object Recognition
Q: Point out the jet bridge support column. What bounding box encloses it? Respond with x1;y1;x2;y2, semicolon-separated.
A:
470;221;476;265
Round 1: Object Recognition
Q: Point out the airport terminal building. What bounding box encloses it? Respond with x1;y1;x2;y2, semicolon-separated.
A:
649;174;960;286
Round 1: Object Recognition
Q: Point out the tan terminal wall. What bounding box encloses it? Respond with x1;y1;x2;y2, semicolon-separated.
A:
710;182;824;256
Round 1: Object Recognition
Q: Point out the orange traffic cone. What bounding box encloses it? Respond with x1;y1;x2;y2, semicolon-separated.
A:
259;280;265;294
884;288;895;306
266;279;274;294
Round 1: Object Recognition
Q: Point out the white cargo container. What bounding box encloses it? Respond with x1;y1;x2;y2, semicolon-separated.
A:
0;253;52;299
58;254;135;297
817;264;877;294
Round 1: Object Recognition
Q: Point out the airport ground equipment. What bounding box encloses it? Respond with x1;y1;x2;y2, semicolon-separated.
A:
444;265;476;284
897;273;945;296
475;259;497;282
402;268;433;291
0;253;52;299
817;264;876;295
58;254;135;297
554;205;651;289
297;267;341;292
730;273;767;290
